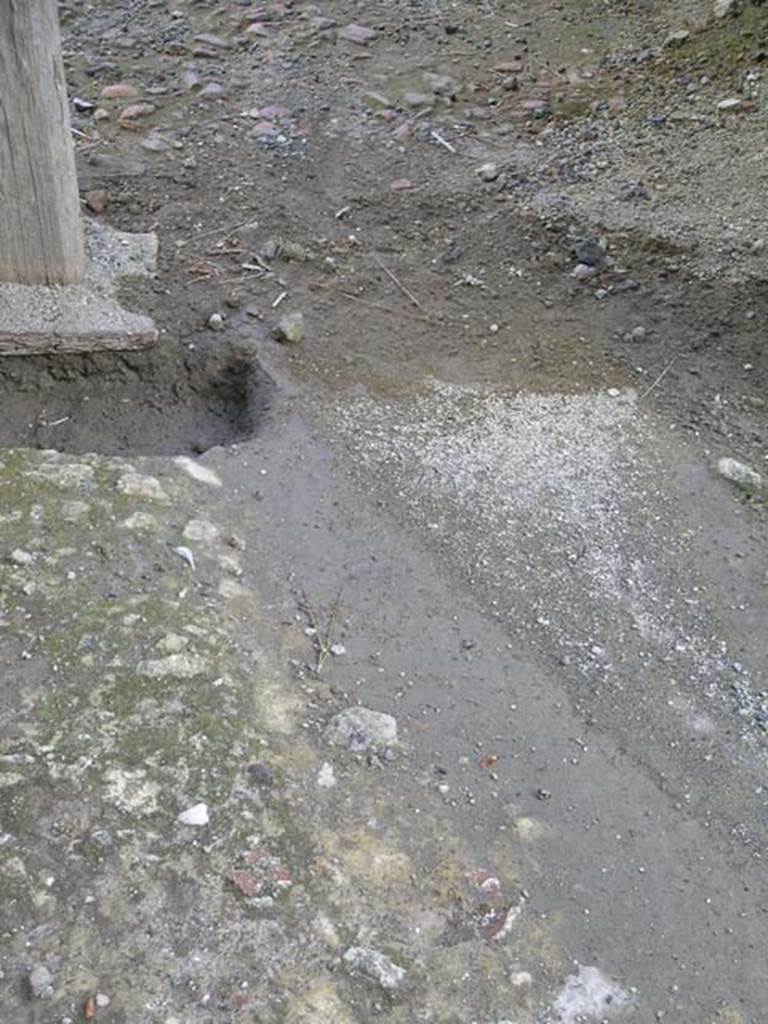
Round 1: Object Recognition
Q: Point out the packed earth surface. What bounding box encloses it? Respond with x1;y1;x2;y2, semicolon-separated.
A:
2;1;768;1022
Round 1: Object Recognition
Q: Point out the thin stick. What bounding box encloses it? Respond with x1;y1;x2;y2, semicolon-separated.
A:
177;219;254;247
319;590;342;674
638;357;676;400
371;254;424;311
431;130;456;154
336;290;470;326
299;589;343;675
529;53;567;81
338;291;432;322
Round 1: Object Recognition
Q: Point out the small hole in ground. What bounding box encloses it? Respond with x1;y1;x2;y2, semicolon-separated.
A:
0;343;272;456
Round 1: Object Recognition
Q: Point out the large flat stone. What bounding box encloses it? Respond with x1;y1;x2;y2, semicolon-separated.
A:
0;221;158;355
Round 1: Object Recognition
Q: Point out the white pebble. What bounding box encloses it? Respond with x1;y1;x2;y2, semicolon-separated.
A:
173;456;223;488
177;802;209;826
10;549;34;566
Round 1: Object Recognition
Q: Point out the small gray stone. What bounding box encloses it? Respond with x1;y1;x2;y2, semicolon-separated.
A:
573;236;606;268
630;325;647;342
714;0;739;18
571;263;596;281
324;707;397;752
208;312;225;331
363;91;393;110
28;964;54;999
338;23;377;45
260;238;281;260
343;946;406;991
664;30;690;47
477;161;500;182
403;91;433;108
200;82;228;99
273;311;306;344
423;72;458;97
9;548;34;566
717;457;763;493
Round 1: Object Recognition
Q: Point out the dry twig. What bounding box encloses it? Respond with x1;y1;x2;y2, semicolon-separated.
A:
371;254;424;311
299;589;343;675
639;357;676;400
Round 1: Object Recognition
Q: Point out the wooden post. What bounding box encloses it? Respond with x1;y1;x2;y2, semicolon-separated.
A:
0;0;85;285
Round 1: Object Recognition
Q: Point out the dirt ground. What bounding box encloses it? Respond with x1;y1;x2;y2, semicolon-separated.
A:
1;1;768;1022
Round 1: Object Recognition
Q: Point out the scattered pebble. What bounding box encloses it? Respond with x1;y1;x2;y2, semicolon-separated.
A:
664;30;690;48
208;312;225;331
573;236;606;268
552;965;631;1022
273;311;306;344
173;545;196;571
100;82;138;99
194;33;231;50
200;82;228;99
139;653;209;680
511;971;533;987
571;263;596;281
28;965;54;999
317;762;337;788
717;456;763;493
324;707;398;752
117;473;168;502
623;325;647;342
9;549;34;566
423;71;458;97
403;91;433;108
477;161;500;182
173;456;223;489
118;102;156;124
183;519;220;544
85;189;108;214
338;23;377;45
177;803;209;826
343;947;406;991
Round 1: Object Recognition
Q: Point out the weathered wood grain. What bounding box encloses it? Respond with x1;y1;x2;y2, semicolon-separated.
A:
0;0;85;284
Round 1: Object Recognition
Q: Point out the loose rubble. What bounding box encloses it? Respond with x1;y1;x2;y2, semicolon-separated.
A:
717;456;763;493
343;947;407;991
28;965;55;1000
323;707;398;752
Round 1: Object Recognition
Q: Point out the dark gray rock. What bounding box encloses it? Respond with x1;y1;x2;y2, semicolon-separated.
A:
573;237;606;267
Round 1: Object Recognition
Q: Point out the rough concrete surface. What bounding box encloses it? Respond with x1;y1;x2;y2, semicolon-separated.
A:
0;222;158;354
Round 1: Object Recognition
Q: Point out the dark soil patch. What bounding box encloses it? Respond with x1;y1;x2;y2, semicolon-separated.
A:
0;342;272;456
